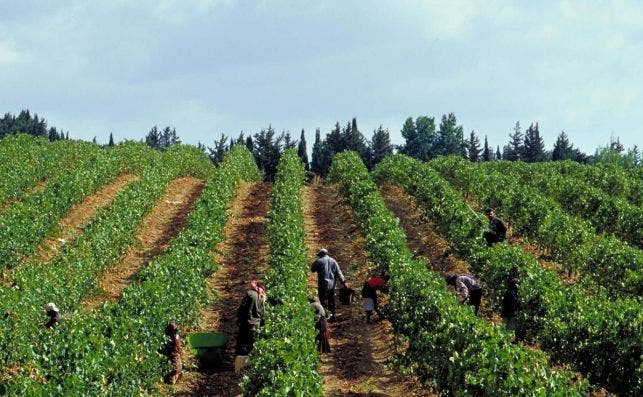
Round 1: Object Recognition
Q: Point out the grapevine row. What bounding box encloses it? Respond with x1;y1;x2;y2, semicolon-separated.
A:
329;151;587;396
431;156;642;297
373;154;642;395
480;159;643;248
0;145;259;395
242;149;323;396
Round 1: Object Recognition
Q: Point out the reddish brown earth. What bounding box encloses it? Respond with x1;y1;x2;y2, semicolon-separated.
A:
37;174;139;263
379;184;501;324
302;181;435;397
169;181;272;397
82;176;204;310
1;174;138;287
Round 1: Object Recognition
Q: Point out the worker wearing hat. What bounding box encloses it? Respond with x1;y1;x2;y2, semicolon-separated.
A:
44;302;61;328
311;248;348;321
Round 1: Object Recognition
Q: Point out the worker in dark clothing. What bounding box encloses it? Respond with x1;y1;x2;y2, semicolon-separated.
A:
446;274;483;316
311;248;347;321
163;321;182;384
361;270;390;323
236;280;266;356
483;208;507;246
310;298;331;353
44;302;61;328
501;276;521;337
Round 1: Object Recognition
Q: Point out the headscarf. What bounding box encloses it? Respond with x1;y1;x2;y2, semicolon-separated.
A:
250;280;266;303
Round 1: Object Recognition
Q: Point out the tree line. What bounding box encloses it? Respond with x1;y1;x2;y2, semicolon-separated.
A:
2;109;640;176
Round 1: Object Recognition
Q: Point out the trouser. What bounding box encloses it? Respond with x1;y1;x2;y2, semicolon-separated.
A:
166;354;182;384
318;288;336;319
236;323;258;355
468;287;482;316
483;231;504;246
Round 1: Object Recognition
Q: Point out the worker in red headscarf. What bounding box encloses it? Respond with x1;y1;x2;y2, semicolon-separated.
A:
235;280;266;355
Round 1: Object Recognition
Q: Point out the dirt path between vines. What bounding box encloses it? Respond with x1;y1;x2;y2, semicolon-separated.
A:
379;184;499;323
0;178;49;212
170;181;272;397
36;174;139;263
1;174;138;287
302;182;433;397
82;177;205;310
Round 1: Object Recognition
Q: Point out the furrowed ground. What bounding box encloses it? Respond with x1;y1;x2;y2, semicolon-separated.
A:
170;181;272;397
302;181;433;397
83;176;205;309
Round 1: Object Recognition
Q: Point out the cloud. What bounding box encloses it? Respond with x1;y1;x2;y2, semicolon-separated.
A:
152;0;235;24
0;40;28;65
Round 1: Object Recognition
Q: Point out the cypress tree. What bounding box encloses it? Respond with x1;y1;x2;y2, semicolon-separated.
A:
297;129;309;171
108;132;115;147
467;130;481;162
506;121;523;161
482;135;492;161
368;125;393;169
523;122;546;162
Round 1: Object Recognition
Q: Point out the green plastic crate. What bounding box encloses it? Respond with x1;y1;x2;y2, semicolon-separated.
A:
187;332;229;368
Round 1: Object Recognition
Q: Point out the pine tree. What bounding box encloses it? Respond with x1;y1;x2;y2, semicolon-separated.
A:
466;130;481;162
145;126;160;150
496;145;502;160
506;121;523;161
523;122;546;162
326;122;343;155
108;132;115;147
311;128;331;176
552;131;574;161
253;126;283;181
283;131;297;149
482;135;492;161
92;136;97;144
399;116;436;161
342;117;368;160
368;125;393;169
208;134;228;164
297;129;309;171
236;132;245;146
436;113;465;157
245;135;254;153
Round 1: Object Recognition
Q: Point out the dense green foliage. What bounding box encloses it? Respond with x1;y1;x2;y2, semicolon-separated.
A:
373;154;642;395
478;159;643;248
430;156;642;297
242;149;322;396
0;135;78;205
0;145;260;395
0;140;143;271
329;151;586;396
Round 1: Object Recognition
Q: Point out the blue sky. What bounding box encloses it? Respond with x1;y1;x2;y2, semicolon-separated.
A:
1;0;641;153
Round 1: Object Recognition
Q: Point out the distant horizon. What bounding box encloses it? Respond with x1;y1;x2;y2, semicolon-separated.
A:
2;1;641;154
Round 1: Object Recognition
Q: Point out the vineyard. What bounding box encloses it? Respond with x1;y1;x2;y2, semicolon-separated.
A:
0;135;640;396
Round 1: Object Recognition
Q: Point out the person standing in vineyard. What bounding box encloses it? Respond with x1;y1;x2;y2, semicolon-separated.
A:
311;248;348;322
483;208;507;246
163;321;182;384
235;280;266;356
501;275;521;339
361;270;390;323
310;298;331;353
446;274;483;316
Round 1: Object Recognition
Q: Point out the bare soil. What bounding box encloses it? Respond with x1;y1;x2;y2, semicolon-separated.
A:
82;177;204;310
1;174;138;287
37;174;139;263
379;185;501;324
302;181;434;397
169;181;272;397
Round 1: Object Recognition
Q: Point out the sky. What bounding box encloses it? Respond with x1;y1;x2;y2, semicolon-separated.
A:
1;0;642;153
